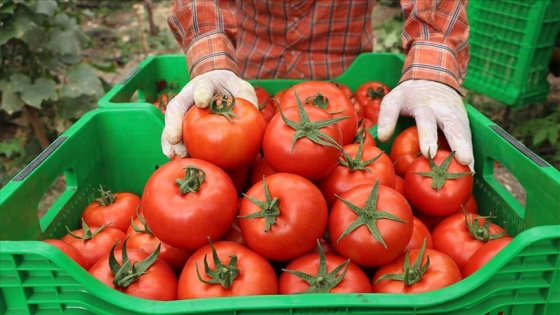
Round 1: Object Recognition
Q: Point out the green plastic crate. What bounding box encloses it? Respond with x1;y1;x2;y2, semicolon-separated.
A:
97;52;407;110
464;0;560;107
1;101;560;313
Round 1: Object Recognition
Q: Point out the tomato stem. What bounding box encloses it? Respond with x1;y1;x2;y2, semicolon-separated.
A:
464;211;507;242
238;176;281;232
209;88;239;124
375;238;430;286
65;218;109;240
282;239;350;293
339;138;382;172
412;150;473;191
195;238;239;289
305;92;329;110
131;206;154;236
109;238;161;288
366;86;386;100
335;181;408;248
278;91;347;153
175;166;206;195
95;185;116;206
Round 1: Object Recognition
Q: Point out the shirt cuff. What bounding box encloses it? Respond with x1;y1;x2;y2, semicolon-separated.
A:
400;41;466;94
186;32;239;78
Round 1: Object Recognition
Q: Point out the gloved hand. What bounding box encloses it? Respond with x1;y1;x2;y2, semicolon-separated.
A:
377;79;474;171
161;70;258;159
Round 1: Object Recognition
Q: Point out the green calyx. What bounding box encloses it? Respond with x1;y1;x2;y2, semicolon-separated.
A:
282;239;350;293
464;211;507;242
238;176;280;233
65;218;109;241
335;181;407;248
412;150;473;191
352;119;368;144
209;91;239;124
366;86;385;99
130;206;153;236
339;138;383;172
279;91;347;153
109;238;161;288
95;185;116;206
375;238;430;286
195;238;240;289
175;165;206;195
305;92;329;110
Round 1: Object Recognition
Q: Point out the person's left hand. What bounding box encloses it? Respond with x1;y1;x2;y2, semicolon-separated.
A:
376;79;474;171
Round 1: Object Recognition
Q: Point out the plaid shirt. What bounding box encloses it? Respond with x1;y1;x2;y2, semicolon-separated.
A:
168;0;469;91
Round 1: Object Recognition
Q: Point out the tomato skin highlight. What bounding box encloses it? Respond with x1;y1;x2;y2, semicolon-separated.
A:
263;104;343;182
372;248;462;293
89;248;178;301
279;252;372;294
404;150;473;218
178;241;278;299
183;96;266;171
328;183;413;267
141;158;238;251
238;172;329;262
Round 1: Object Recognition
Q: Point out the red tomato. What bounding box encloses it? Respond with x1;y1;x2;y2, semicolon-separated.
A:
238;173;328;261
390;125;451;177
225;165;250;196
350;96;364;119
178;240;278;299
372;246;462;293
126;216;192;274
404;150;473;217
353;118;376;146
142;158;238;251
328;182;413;267
218;218;247;247
394;175;405;196
355;81;391;124
462;236;513;277
280;81;358;145
279;242;372;294
273;88;287;101
331;81;354;99
81;187;140;233
183;95;266;170
89;242;178;301
404;217;433;252
61;220;126;270
254;86;276;124
432;212;508;272
317;142;396;207
263;103;343;181
413;194;479;231
248;154;276;186
43;239;88;269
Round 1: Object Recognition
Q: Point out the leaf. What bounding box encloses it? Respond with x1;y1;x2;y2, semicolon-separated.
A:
35;0;57;17
0;139;25;158
19;77;58;109
548;126;559;145
533;129;548;146
8;73;31;92
57;95;97;119
60;63;104;98
49;28;82;56
0;79;24;114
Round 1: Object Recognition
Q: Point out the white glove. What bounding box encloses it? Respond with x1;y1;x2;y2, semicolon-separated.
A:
161;70;258;158
377;79;474;171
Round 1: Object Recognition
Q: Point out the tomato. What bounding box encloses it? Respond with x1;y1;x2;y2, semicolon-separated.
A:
43;239;88;269
390;125;451;177
178;240;278;299
413;194;478;231
153;93;169;114
394;175;405;196
254;86;276;124
273;88;287;102
280;81;358;145
218;218;247;247
404;150;473;217
81;186;140;233
238;173;328;261
353;118;375;146
183;94;266;170
263;102;343;181
372;242;462;293
61;220;126;270
126;215;192;274
462;236;513;277
317;142;396;207
225;164;250;196
328;182;413;267
89;241;178;301
355;81;391;124
142;158;238;251
308;232;339;255
404;216;433;252
279;240;372;294
350;96;364;119
432;212;508;272
248;154;276;186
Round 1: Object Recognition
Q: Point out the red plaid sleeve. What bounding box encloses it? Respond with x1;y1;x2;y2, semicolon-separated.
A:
400;0;470;92
168;0;239;78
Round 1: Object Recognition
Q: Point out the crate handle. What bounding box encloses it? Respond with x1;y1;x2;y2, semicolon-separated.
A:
12;136;68;182
490;125;549;167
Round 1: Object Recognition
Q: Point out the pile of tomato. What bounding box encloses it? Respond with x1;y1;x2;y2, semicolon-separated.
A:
44;80;513;301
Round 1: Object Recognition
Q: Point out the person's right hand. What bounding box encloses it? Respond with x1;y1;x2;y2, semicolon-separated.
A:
161;69;258;159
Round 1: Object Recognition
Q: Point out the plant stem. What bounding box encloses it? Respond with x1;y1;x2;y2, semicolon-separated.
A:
24;105;49;150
